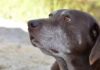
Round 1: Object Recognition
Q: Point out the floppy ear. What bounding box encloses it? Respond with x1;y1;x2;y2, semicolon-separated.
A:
89;23;100;65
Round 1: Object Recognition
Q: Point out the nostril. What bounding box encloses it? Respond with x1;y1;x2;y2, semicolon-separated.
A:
28;20;40;28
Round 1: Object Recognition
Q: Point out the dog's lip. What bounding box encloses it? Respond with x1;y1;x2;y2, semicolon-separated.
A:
50;48;59;53
31;38;40;47
28;27;32;33
29;34;40;47
30;35;34;40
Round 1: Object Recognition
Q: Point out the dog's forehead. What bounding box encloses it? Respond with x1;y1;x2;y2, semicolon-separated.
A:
51;9;69;16
50;9;90;18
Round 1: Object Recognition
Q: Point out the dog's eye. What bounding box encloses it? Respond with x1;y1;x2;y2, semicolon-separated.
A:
49;13;53;17
64;15;71;22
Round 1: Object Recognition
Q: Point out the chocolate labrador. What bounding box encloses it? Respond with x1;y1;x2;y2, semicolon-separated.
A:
28;9;100;70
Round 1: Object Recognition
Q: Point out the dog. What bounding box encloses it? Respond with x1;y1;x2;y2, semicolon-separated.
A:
89;35;100;70
28;9;100;70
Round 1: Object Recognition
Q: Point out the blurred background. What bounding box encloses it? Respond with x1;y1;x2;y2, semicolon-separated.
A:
0;0;100;21
0;0;100;70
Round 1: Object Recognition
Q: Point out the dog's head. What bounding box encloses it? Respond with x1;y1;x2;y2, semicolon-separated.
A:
28;9;100;66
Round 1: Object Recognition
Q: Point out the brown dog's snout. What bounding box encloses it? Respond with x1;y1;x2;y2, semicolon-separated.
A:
28;20;41;28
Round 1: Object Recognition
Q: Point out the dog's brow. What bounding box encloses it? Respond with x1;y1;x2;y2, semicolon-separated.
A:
51;11;57;15
61;11;70;16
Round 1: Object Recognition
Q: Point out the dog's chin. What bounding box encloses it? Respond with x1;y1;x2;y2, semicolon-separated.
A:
31;39;54;57
30;36;67;59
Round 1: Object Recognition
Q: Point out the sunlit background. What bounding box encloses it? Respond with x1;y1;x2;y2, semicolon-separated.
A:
0;0;100;31
0;0;100;70
0;0;100;21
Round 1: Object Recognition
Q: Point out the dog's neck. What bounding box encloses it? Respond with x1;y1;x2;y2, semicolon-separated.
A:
56;54;92;70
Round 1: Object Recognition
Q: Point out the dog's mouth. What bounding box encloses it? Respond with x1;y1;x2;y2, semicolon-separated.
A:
30;37;66;59
30;34;60;54
29;35;39;47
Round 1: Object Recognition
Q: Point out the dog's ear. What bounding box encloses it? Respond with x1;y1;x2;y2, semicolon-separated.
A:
89;22;100;65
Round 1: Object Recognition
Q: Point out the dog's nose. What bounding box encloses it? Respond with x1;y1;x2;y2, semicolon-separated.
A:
28;20;40;28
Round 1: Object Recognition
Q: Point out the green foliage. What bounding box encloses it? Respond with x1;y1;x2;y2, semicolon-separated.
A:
0;0;49;21
0;0;100;21
44;0;100;20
